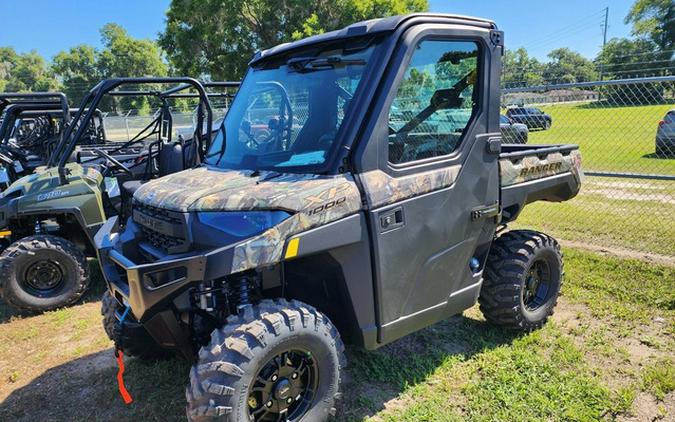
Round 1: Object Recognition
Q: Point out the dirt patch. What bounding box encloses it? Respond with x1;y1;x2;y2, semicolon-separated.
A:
559;239;675;267
583;187;675;204
618;391;675;422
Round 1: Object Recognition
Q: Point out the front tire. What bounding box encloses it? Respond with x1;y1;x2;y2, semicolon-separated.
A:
101;291;170;360
479;230;563;332
186;299;345;422
0;235;89;312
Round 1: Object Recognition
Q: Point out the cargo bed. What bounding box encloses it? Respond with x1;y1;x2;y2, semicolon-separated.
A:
499;144;582;223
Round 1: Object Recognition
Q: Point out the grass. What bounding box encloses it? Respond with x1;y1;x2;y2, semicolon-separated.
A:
514;176;675;256
0;248;673;421
520;103;675;175
504;102;675;256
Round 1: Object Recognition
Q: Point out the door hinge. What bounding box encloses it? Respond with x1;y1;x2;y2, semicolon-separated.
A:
490;30;504;48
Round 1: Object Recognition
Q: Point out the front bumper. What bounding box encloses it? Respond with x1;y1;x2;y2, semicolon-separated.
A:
95;216;238;322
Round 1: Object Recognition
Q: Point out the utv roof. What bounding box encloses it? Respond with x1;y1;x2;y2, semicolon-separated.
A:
252;13;497;64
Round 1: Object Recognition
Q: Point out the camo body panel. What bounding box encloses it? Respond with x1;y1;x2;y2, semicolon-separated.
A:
133;166;362;273
500;149;582;187
360;166;461;208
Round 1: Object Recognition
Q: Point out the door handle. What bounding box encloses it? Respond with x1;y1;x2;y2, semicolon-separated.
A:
379;207;404;232
471;203;500;221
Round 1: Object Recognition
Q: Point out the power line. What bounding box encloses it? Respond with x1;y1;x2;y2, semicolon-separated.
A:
522;9;607;51
596;48;675;61
526;24;604;53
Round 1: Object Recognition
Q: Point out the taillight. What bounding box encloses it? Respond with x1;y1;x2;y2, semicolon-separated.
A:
658;120;666;127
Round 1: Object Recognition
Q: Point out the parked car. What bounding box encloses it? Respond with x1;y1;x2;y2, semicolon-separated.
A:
506;106;552;130
656;109;675;157
500;114;529;144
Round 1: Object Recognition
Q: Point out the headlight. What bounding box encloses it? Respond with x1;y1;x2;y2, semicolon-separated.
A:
197;211;291;240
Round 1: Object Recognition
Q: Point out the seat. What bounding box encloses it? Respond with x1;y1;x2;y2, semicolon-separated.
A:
121;180;143;196
120;141;189;198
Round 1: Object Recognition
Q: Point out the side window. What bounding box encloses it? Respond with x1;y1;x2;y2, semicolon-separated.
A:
388;40;480;164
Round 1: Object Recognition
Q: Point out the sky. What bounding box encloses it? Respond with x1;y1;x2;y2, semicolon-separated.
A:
0;0;635;62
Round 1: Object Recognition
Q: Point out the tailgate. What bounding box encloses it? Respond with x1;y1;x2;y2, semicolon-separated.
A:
499;144;582;223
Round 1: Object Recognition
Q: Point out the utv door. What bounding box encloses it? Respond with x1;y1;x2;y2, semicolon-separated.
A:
357;25;502;345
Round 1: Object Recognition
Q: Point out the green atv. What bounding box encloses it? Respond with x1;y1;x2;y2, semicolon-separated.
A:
0;92;74;187
96;14;583;421
0;77;220;312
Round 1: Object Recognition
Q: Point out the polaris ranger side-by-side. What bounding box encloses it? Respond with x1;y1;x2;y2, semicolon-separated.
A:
0;78;229;312
95;14;582;421
0;92;73;185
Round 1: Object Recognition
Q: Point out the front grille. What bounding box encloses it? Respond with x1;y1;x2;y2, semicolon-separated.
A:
133;202;188;254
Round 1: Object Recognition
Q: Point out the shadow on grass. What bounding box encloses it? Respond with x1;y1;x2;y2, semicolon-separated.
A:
642;152;675;160
0;347;191;422
574;101;670;110
0;260;107;324
0;312;519;421
336;314;519;421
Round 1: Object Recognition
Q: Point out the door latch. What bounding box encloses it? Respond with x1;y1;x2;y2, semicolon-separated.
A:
379;207;404;232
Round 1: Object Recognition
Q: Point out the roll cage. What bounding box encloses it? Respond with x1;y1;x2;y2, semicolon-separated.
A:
49;78;216;177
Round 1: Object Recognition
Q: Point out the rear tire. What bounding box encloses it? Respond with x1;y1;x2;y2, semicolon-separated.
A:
186;299;345;422
479;230;562;332
101;291;170;360
0;235;89;312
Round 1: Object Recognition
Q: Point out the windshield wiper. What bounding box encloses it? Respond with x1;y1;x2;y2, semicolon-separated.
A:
287;56;366;73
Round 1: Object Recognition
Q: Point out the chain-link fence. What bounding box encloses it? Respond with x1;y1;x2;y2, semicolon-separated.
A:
101;107;230;141
93;77;674;256
501;76;675;256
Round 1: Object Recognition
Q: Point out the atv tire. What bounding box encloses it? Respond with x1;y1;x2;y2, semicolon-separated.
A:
186;299;346;422
479;230;562;332
0;235;89;312
101;291;170;360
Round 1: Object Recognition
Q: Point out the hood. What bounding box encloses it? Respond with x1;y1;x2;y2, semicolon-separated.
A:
1;163;100;199
133;166;362;215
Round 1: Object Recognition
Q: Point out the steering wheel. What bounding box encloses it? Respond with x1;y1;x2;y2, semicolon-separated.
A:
93;148;132;176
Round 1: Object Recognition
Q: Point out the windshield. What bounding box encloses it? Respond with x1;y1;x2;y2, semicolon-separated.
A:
205;42;377;172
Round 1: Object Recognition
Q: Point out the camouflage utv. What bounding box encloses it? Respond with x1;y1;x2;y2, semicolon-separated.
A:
95;14;583;421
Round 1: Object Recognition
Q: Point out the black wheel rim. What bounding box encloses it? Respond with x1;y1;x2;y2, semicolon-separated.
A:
22;259;66;297
522;259;552;311
247;349;319;421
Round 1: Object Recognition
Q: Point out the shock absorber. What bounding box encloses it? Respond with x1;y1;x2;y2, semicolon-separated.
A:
236;276;251;312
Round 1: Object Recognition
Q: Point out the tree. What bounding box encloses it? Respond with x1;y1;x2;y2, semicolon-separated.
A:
625;0;675;51
596;37;666;79
502;48;544;88
159;0;428;80
542;48;598;84
97;23;167;79
0;47;59;92
52;45;101;105
596;37;668;103
52;24;168;111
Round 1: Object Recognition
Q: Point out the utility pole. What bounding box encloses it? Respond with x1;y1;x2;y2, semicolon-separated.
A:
600;7;609;81
602;7;609;48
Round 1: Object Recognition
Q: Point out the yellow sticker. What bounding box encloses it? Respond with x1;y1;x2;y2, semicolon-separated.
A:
285;238;300;259
0;230;11;237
